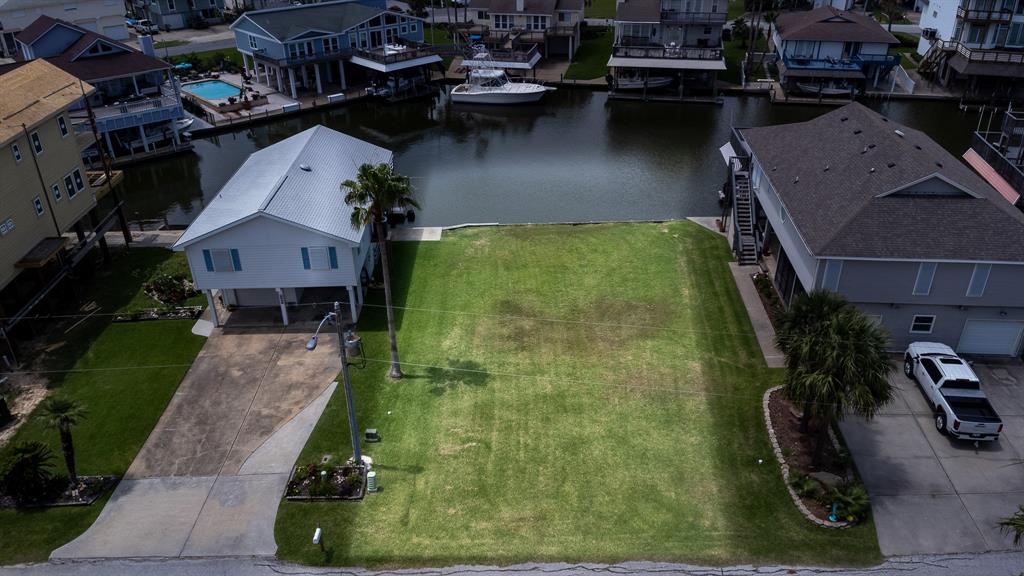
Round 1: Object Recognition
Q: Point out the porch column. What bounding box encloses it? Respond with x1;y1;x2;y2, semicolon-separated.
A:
243;52;251;76
131;74;140;95
276;288;290;326
138;125;150;152
301;65;309;88
338;60;347;90
288;67;298;99
276;66;284;92
104;131;116;159
314;62;323;94
170;119;181;145
347;285;358;322
205;289;220;327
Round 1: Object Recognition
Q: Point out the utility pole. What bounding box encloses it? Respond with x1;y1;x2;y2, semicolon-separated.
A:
334;301;362;466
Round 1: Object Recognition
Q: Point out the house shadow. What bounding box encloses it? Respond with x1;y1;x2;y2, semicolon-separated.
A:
356;238;423;333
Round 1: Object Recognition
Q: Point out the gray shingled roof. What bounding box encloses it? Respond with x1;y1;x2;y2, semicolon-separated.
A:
173;125;393;249
775;7;898;44
739;103;1024;262
238;0;387;41
614;0;661;22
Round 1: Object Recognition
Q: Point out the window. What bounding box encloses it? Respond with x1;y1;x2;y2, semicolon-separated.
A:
57;116;68;137
921;357;942;382
33;196;44;217
326;36;340;52
478;10;487;19
188;0;196;9
248;33;258;50
703;26;712;34
910;315;936;334
203;249;241;272
913;262;937;295
11;143;21;162
711;0;718;11
168;0;176;10
968;24;986;44
1008;22;1024;46
52;183;62;201
410;22;417;32
64;174;76;198
301;246;339;270
822;259;843;291
558;11;567;21
494;14;511;29
528;15;548;30
966;263;991;297
72;168;85;193
30;131;42;154
400;24;408;34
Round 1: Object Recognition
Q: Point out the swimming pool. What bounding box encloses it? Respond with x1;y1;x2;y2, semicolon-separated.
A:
182;80;242;101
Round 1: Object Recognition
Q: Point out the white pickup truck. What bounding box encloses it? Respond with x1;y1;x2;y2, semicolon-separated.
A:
904;342;1003;441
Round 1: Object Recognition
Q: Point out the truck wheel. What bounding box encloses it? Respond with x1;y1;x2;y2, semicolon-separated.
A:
935;413;947;435
904;357;915;379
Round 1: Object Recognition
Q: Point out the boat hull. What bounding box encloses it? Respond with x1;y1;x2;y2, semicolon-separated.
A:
795;82;859;96
615;77;673;90
450;86;551;104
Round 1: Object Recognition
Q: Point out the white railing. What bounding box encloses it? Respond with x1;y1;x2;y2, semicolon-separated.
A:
891;64;916;94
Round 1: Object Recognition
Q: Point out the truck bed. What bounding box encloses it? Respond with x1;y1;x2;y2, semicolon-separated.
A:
944;395;1002;424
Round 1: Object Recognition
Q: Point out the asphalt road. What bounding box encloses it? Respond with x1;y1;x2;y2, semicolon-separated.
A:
5;554;1024;576
158;38;235;57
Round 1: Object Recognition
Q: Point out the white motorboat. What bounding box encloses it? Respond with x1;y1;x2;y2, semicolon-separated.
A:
614;74;673;90
451;69;553;105
175;117;194;131
795;82;859;96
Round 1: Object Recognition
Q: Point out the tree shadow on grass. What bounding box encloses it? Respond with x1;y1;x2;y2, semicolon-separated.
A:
425;359;490;396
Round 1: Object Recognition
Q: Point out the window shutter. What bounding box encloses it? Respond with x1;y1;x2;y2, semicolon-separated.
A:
203;249;214;272
301;247;311;270
328;247;338;269
230;249;242;271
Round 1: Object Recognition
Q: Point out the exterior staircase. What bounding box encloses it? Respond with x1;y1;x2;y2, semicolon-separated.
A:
733;169;758;266
918;41;946;77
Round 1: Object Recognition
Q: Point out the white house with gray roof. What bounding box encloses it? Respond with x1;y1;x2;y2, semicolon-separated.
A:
172;125;389;326
726;103;1024;356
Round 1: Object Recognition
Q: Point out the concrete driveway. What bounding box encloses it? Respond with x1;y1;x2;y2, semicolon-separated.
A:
840;360;1024;556
52;326;343;559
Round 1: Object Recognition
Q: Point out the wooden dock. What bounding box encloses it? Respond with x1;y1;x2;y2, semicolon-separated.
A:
769;82;852;106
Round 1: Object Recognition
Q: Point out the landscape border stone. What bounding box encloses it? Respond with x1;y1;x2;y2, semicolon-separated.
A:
762;385;851;529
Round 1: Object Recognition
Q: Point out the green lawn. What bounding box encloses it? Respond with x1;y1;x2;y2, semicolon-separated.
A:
728;0;746;21
154;39;188;49
168;48;243;73
275;223;881;568
722;35;769;85
585;0;617;19
564;28;613;80
0;249;206;565
424;26;455;69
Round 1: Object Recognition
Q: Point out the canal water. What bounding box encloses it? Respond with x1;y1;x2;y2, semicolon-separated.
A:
122;91;982;228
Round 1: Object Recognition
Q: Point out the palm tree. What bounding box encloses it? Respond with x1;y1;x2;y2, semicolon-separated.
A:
342;163;420;380
775;290;894;464
39;397;88;485
1001;505;1024;546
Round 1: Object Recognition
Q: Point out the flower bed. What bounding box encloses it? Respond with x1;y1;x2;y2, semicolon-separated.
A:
285;463;366;501
0;475;117;509
111;306;203;323
763;386;870;527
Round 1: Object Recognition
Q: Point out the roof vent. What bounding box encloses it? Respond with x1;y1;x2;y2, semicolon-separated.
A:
869;167;876;173
887;162;896;168
772;166;777;171
840;116;849;122
299;164;312;172
824;165;830;172
882;117;889;122
861;146;868;154
868;143;876;149
894;129;905;137
936;161;943;168
854;129;862;135
915;145;922;150
793;176;800;183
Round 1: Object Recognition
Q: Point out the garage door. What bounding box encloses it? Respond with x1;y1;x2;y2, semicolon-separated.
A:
958;320;1024;356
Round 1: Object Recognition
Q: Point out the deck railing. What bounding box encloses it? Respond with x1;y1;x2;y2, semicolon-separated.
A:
780;51;901;71
659;10;727;24
612;43;722;60
941;40;1024;63
255;46;352;67
956;5;1013;21
972;130;1024;195
353;45;440;64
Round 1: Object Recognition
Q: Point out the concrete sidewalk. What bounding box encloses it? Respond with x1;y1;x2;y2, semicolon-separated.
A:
728;263;785;368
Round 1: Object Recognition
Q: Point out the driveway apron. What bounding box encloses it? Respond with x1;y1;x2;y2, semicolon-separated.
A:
840;361;1024;556
51;326;341;559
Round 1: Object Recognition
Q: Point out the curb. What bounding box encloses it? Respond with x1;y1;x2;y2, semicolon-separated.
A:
762;385;851;529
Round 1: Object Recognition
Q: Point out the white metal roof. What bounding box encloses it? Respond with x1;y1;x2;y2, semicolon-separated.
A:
172;125;393;249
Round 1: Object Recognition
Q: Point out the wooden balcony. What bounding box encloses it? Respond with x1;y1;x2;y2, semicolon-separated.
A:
941;40;1024;64
956;5;1013;21
659;10;727;24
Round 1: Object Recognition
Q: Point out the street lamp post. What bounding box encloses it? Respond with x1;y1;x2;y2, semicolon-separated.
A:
307;302;362;466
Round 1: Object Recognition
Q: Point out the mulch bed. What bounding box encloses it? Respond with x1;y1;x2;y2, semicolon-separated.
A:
768;391;849;521
0;475;117;509
285;464;366;501
112;306;203;323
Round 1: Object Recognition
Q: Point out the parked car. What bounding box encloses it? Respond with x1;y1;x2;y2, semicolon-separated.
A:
134;19;157;34
904;342;1003;441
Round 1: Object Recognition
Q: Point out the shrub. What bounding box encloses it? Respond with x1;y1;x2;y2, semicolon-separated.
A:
144;273;197;304
789;473;819;499
0;441;56;503
828;482;871;522
345;472;363;488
